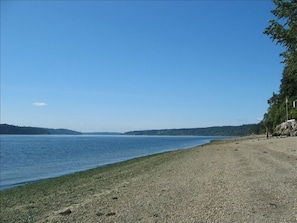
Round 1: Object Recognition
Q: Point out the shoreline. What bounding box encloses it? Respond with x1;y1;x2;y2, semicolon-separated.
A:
1;135;296;222
0;135;225;191
0;147;188;192
0;136;215;192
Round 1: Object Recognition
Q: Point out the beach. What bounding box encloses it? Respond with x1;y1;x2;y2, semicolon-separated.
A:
1;136;296;222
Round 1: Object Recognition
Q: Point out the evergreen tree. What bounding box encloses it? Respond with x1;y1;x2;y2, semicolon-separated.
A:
263;0;297;131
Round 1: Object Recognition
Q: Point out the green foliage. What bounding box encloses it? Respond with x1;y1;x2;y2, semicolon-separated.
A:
250;122;267;135
264;0;297;63
0;124;50;135
0;124;82;135
125;124;257;136
280;66;297;96
263;0;297;131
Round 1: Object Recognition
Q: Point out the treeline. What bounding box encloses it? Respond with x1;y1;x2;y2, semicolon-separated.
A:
125;124;258;136
0;124;82;135
261;0;297;132
1;124;260;136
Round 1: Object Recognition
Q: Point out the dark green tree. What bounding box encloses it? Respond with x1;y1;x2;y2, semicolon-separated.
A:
264;0;297;63
263;0;297;131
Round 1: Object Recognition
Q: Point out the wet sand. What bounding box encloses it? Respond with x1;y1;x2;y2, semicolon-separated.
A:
1;136;296;222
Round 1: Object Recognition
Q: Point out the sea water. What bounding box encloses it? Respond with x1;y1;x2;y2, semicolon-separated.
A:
0;135;227;190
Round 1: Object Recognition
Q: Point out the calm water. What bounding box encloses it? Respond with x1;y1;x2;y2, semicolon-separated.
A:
0;135;227;190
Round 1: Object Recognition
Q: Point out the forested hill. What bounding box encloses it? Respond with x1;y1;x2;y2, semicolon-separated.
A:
0;124;82;135
1;124;259;136
124;124;258;136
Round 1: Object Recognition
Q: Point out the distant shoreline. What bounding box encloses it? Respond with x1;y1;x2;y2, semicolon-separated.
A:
0;123;259;136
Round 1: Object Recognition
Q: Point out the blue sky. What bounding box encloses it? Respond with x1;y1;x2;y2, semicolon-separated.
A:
1;0;284;132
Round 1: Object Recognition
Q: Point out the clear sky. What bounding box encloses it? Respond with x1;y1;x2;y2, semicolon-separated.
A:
1;0;284;133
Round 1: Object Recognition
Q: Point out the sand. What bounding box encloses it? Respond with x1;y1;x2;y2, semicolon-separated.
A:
1;136;296;222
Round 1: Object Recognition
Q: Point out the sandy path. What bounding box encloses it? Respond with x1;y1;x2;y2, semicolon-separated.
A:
1;136;296;222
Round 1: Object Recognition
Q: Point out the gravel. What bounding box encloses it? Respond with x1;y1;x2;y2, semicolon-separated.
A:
1;136;296;222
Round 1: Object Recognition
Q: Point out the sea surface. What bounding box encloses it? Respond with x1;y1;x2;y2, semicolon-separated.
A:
0;135;228;190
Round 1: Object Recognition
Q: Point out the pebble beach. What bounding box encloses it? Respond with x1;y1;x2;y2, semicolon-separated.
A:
1;136;296;222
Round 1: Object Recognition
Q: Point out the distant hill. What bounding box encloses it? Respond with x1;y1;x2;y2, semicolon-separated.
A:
82;132;122;135
124;124;258;136
0;124;82;135
0;123;260;136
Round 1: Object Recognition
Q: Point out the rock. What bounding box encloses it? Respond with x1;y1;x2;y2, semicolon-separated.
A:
273;120;297;136
59;209;72;215
283;129;291;136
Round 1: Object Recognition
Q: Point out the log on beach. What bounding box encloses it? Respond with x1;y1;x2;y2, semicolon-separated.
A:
1;136;296;222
